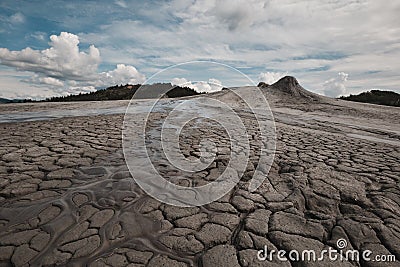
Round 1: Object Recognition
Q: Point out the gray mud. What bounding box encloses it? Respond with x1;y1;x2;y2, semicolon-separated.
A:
0;87;399;266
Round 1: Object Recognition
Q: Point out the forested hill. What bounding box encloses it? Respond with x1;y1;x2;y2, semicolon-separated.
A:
43;83;201;102
339;90;400;107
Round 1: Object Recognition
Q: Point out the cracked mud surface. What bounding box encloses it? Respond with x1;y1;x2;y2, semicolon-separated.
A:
0;88;399;266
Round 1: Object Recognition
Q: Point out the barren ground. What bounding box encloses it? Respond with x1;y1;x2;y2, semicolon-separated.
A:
0;86;399;266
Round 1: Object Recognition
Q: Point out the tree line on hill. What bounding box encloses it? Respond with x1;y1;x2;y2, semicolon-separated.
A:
41;83;201;102
339;90;400;107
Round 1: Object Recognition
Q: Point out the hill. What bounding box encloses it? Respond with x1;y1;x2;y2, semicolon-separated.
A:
43;83;200;102
0;98;11;103
0;97;33;104
258;76;324;104
339;90;400;107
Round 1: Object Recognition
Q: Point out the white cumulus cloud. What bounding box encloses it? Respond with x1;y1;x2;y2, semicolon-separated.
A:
323;72;349;97
0;32;146;97
171;77;223;93
258;72;288;85
0;32;100;81
99;64;145;86
26;75;65;87
171;77;190;87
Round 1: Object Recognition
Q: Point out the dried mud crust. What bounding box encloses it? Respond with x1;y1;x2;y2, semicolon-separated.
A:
0;105;399;267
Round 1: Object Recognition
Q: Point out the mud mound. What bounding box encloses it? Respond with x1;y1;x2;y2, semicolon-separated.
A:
264;76;324;103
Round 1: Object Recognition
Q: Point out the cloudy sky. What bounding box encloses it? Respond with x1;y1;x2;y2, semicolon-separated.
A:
0;0;399;99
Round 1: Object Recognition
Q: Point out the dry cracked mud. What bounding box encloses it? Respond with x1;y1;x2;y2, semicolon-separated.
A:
0;81;399;267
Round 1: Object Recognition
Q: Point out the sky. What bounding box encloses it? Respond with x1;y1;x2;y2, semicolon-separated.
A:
0;0;399;99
